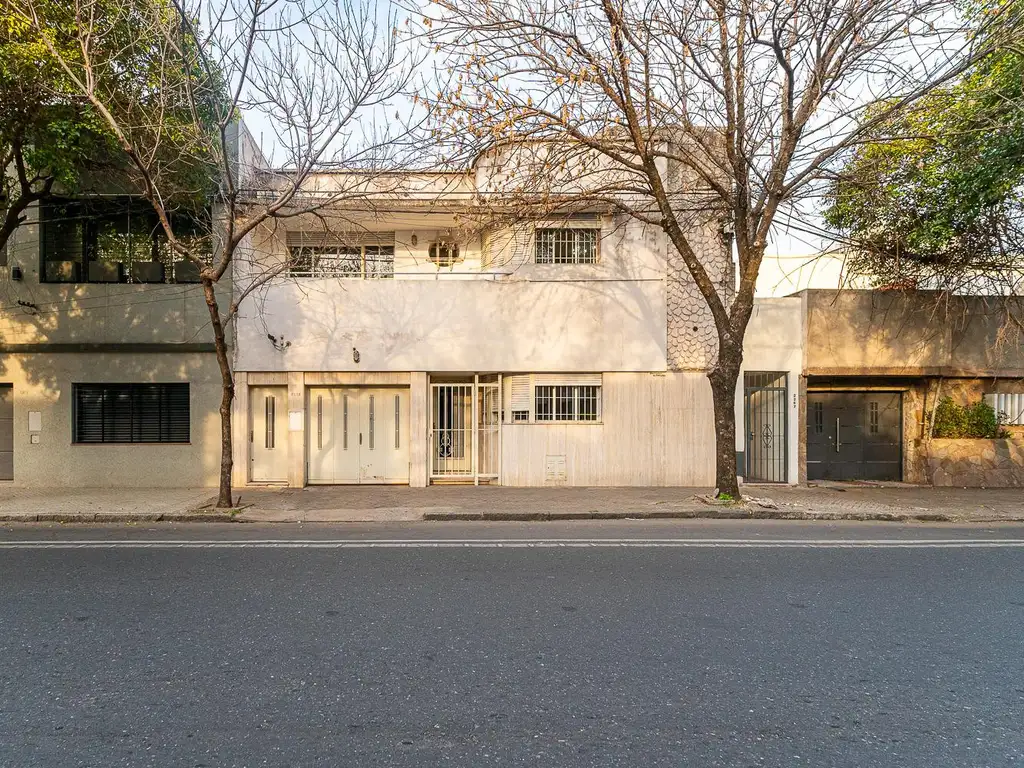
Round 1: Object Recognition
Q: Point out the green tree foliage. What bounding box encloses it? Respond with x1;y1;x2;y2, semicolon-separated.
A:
824;0;1024;290
0;0;218;253
0;0;117;249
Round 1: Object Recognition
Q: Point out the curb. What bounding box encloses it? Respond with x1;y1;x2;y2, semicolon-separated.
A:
0;512;243;524
421;509;1024;523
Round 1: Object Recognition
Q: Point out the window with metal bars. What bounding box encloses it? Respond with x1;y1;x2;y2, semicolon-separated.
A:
534;228;599;264
535;385;600;422
72;384;190;443
288;245;394;278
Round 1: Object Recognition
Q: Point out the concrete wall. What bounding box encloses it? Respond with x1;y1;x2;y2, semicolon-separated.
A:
0;203;225;487
802;291;1024;377
0;352;222;487
736;297;803;484
234;370;718;488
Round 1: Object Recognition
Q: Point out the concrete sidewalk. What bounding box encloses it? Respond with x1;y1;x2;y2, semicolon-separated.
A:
2;483;1024;524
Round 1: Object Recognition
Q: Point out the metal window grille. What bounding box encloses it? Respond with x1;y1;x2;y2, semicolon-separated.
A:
368;395;375;450
395;395;401;449
73;383;190;444
342;394;349;450
534;228;598;264
535;385;600;422
431;384;472;476
288;244;394;278
869;401;880;433
813;401;824;434
316;395;323;450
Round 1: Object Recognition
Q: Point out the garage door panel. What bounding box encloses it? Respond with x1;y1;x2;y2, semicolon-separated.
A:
309;387;408;485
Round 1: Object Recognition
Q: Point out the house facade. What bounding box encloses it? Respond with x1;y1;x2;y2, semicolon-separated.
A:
228;155;803;489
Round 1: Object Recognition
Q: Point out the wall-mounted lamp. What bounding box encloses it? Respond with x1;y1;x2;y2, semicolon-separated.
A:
267;333;291;351
410;233;418;246
11;265;23;281
352;347;361;364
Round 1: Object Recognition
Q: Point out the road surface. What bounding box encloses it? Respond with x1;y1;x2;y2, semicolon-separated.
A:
2;520;1022;766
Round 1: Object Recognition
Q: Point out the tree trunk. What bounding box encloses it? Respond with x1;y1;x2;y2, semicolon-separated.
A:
708;339;743;499
202;277;235;508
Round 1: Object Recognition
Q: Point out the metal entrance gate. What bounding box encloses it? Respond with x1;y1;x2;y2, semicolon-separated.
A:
430;376;500;483
744;372;788;483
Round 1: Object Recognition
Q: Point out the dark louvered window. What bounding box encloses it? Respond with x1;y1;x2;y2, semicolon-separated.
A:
73;384;190;443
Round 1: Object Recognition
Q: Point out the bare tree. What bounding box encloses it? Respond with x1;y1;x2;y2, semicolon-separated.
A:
26;0;417;506
417;0;1011;497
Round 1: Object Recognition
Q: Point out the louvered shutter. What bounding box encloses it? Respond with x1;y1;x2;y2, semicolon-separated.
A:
74;384;189;443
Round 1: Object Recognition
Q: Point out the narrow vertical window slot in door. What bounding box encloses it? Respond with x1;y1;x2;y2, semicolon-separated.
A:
342;394;348;450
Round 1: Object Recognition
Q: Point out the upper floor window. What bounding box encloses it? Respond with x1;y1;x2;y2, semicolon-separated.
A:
428;241;460;268
41;198;210;284
535;228;599;264
287;232;394;278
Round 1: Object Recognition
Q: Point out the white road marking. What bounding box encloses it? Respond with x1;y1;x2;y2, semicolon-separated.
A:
1;538;1024;549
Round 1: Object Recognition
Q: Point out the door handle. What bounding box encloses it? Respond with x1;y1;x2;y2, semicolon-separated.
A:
835;417;841;453
359;433;363;446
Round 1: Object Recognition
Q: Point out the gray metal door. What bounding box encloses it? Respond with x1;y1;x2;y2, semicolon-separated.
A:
0;385;12;480
806;392;902;481
744;372;788;482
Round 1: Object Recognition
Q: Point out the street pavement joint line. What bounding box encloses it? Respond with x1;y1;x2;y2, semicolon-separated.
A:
3;538;1024;549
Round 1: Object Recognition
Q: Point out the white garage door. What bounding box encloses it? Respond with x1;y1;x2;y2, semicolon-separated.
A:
308;387;409;484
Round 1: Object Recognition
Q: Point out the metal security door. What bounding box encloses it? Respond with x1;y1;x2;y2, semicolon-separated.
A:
744;372;788;483
431;383;473;478
0;385;12;481
806;392;902;481
250;386;288;482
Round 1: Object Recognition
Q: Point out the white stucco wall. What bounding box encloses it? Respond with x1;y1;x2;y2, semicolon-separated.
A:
735;297;803;484
235;214;672;373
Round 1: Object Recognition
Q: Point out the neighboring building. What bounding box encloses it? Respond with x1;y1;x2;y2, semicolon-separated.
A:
797;290;1024;485
0;196;223;487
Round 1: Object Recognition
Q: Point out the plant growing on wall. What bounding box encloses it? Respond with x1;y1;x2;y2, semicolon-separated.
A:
931;397;1009;438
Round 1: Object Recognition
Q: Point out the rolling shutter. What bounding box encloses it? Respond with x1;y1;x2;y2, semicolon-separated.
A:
74;384;190;443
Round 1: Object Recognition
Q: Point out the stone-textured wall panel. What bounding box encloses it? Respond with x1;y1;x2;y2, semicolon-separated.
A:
926;438;1024;487
666;224;731;372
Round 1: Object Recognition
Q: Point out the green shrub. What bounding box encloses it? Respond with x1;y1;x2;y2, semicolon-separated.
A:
931;397;1008;438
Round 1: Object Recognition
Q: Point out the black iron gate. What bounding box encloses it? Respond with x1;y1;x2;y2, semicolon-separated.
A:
744;372;788;483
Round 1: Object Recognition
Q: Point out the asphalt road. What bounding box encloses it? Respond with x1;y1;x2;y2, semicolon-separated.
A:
2;522;1023;767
